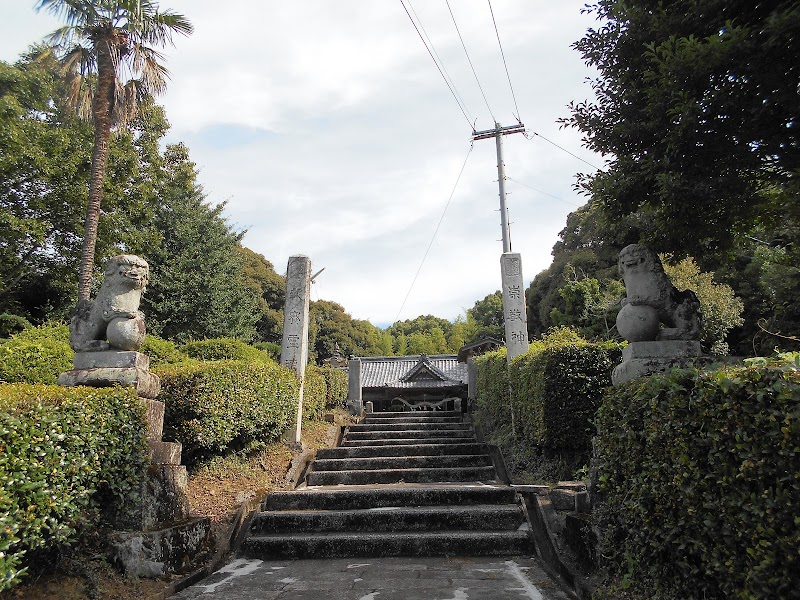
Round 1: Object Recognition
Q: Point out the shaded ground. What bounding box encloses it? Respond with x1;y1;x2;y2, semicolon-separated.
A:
1;413;353;600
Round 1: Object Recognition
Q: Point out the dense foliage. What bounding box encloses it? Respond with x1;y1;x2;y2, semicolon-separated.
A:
596;358;800;599
141;144;260;343
156;360;299;466
0;383;148;590
0;323;73;385
565;0;799;257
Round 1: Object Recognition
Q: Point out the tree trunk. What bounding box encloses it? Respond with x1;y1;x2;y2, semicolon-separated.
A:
77;37;115;302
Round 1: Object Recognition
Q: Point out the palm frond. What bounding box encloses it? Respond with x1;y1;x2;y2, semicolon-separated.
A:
35;0;99;27
64;70;93;121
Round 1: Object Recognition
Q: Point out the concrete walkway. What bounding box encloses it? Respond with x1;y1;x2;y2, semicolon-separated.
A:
171;556;573;600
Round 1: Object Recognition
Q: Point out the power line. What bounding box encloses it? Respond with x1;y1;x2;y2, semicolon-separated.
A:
394;143;474;323
524;129;605;171
506;176;582;208
487;0;521;123
398;0;475;130
406;1;474;126
445;0;495;123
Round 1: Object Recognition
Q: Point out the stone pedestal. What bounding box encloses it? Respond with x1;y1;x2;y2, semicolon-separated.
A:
58;350;160;399
612;340;702;385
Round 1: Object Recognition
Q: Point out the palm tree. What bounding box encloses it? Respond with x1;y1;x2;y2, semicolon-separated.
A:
36;0;192;302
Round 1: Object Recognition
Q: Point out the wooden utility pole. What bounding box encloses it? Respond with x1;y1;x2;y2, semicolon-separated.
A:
472;122;530;362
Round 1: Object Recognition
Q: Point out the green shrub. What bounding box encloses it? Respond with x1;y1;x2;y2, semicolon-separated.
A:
0;384;148;590
0;337;74;385
156;360;298;466
140;335;189;367
0;314;30;338
303;366;327;421
11;322;70;344
474;347;509;430
180;338;273;363
254;341;281;361
321;366;348;408
511;339;621;451
596;361;800;599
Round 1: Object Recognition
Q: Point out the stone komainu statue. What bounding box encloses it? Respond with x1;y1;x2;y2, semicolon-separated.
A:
69;254;149;352
616;244;702;342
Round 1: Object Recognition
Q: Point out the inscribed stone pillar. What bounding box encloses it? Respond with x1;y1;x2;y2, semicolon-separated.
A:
347;357;363;416
500;252;529;361
280;255;312;443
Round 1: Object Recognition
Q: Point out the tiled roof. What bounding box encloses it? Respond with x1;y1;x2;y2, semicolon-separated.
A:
360;354;468;389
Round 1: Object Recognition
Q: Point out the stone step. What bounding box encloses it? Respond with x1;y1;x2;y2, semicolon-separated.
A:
348;422;472;432
344;429;477;441
250;504;525;534
317;442;488;459
310;454;492;473
365;411;462;419
341;436;478;447
263;484;518;511
241;530;532;560
364;416;463;424
305;465;497;486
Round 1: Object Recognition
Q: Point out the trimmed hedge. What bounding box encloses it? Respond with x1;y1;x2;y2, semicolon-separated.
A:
474;331;621;452
303;366;327;421
511;339;620;451
596;360;800;599
0;337;74;385
12;322;70;345
0;384;148;590
474;347;510;430
156;360;298;465
140;334;190;367
180;337;274;363
321;366;348;409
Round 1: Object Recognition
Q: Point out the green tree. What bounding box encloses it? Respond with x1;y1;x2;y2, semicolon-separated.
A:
663;255;744;355
141;144;258;342
548;265;625;340
467;291;505;341
36;0;192;301
308;300;382;363
0;55;164;321
564;1;799;258
237;246;285;342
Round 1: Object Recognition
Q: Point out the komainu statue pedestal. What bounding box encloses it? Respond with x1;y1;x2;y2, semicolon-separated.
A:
58;350;161;398
612;340;702;386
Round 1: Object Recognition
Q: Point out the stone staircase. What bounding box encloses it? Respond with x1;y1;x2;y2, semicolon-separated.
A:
241;410;532;559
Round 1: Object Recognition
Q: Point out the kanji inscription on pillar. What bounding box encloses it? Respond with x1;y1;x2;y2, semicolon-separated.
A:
280;256;311;376
501;252;529;361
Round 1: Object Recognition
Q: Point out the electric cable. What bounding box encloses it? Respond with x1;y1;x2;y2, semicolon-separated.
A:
407;0;475;126
445;0;495;123
523;129;605;171
506;176;582;208
394;143;474;323
487;0;521;123
398;0;475;130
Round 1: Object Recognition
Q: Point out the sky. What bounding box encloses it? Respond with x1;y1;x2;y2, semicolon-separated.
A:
0;1;605;328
